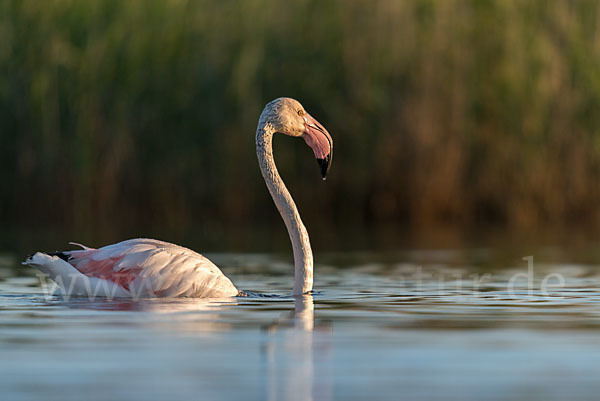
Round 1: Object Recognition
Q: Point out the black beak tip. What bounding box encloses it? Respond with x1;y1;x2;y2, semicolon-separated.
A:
317;156;331;179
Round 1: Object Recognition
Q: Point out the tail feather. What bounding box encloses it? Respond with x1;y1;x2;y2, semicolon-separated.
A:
22;252;130;298
68;242;91;250
23;252;52;267
22;252;71;275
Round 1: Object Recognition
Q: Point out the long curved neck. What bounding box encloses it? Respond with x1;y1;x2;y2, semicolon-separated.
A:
256;122;313;295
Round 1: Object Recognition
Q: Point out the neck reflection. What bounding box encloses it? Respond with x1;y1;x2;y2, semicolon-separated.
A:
263;294;332;401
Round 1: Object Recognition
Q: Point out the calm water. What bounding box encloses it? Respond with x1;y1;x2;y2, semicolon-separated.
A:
1;249;600;401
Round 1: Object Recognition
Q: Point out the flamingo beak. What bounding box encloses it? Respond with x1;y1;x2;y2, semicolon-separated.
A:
302;113;333;180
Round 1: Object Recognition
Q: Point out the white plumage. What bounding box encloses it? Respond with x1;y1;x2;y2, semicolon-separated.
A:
25;239;239;298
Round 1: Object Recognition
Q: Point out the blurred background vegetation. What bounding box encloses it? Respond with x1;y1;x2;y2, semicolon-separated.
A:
2;0;600;252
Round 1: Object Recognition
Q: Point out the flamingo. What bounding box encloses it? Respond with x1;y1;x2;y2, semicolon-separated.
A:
23;98;333;298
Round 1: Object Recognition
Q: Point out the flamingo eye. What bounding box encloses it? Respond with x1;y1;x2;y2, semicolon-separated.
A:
298;109;304;117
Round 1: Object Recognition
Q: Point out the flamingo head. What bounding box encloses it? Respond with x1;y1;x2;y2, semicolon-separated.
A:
261;97;333;179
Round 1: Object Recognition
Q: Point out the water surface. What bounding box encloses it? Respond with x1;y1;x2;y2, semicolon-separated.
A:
1;250;600;401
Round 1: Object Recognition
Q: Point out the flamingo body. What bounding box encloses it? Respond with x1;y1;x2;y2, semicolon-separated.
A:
25;239;239;298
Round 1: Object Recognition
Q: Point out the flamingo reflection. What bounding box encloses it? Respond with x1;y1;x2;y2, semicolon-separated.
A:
262;294;332;401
